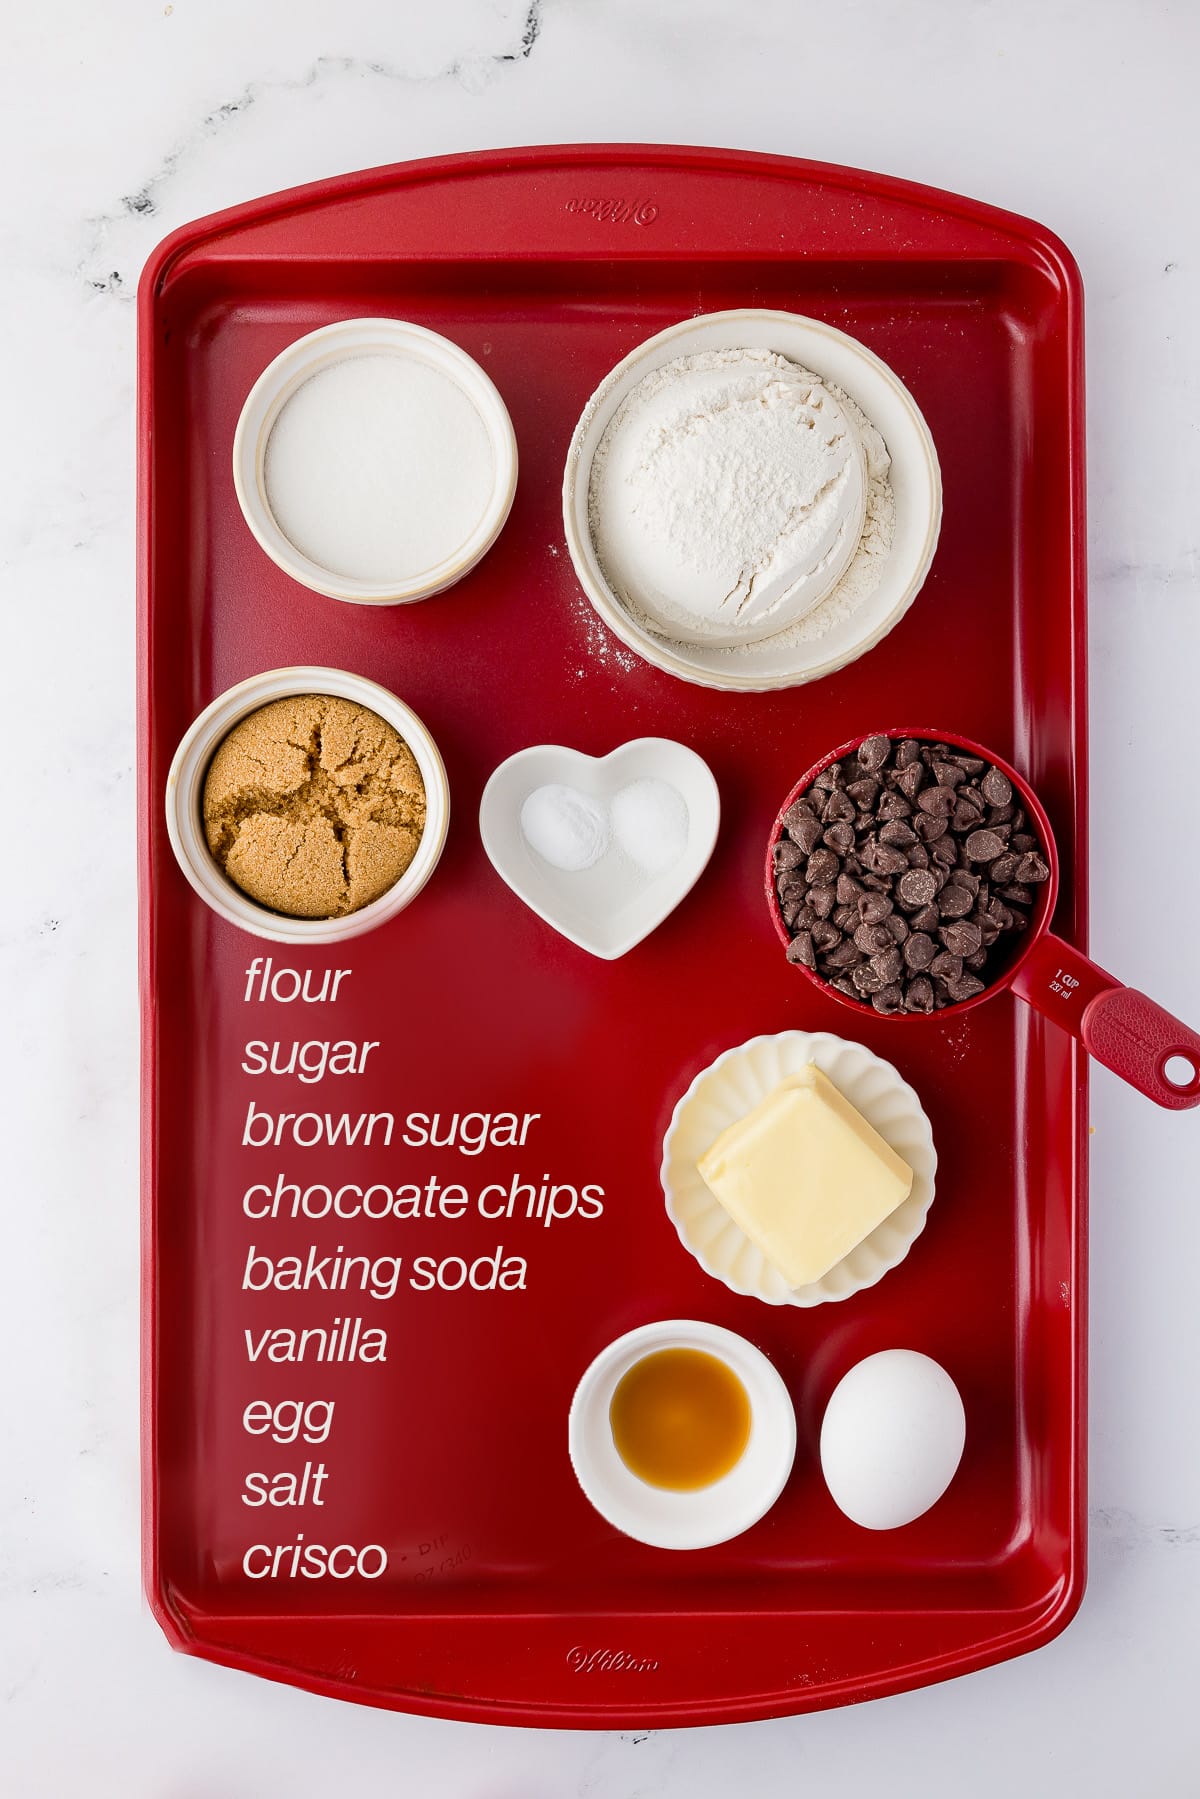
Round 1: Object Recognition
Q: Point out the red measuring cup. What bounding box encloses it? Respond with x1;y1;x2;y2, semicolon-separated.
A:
766;727;1200;1111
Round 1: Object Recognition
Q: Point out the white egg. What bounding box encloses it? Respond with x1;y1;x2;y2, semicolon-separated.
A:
819;1350;965;1530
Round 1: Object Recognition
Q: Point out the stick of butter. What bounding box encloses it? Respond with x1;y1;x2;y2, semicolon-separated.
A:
697;1065;914;1288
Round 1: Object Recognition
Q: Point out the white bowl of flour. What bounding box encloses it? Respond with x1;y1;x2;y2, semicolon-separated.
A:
563;311;941;691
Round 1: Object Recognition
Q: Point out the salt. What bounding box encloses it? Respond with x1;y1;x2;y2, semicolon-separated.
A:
520;785;610;872
263;352;495;584
611;779;690;875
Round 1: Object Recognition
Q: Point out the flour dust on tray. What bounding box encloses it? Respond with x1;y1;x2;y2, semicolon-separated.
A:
588;348;895;653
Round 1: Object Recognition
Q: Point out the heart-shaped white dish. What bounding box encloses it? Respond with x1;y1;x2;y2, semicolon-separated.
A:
479;738;720;958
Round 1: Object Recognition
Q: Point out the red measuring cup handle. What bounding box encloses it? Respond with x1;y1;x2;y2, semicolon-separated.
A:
1011;932;1200;1110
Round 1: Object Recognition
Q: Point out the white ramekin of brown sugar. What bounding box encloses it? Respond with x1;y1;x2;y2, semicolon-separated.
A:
164;666;450;944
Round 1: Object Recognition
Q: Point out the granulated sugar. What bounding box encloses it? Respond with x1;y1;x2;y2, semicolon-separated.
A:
264;353;495;584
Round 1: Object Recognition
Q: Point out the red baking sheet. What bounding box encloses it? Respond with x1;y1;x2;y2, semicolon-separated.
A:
138;145;1087;1726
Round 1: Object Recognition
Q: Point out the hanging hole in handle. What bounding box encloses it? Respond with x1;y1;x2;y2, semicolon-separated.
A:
1161;1052;1200;1097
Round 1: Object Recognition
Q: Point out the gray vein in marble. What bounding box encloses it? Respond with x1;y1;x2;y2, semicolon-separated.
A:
1091;1506;1200;1550
79;0;544;299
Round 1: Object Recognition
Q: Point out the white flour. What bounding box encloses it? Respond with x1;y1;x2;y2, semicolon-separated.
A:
588;348;895;659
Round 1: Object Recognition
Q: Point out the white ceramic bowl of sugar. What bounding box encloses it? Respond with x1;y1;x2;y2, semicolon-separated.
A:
562;309;941;692
233;319;518;605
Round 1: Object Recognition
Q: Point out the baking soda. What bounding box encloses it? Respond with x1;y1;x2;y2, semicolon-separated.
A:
520;785;610;872
519;778;689;877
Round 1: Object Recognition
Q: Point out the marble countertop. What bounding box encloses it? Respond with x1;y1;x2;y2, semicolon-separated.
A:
5;1;1199;1791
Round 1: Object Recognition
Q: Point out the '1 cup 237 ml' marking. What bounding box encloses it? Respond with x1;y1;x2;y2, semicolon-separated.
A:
567;1646;659;1673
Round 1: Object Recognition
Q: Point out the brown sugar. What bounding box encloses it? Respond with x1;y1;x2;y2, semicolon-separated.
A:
202;693;427;919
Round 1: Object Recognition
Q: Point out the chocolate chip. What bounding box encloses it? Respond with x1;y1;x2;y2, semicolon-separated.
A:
895;739;923;768
852;963;883;995
945;973;986;1002
823;821;856;854
858;734;891;771
836;873;864;903
806;848;839;885
877;791;913;820
904;931;936;970
846;777;880;809
932;761;963;788
1010;832;1038;853
981;767;1012;806
811;920;841;952
905;843;931;870
829;975;861;999
832;904;858;931
787;809;823;854
897;868;938;909
786;932;816;967
998;883;1033;905
913;811;948;842
854;922;895;955
895;762;926;800
910;902;941;932
871;843;911;876
929;951;962;981
884;913;910;943
822;789;857;823
937;883;974;918
931;834;960;867
951;798;984;832
825;938;863;969
872;982;904;1015
989;851;1019;883
905;975;935;1012
774;839;804;872
965;829;1007;862
879;819;918;848
1014;852;1051;884
809;884;837;918
940;920;983;956
871;945;904;984
858;892;893;925
917;784;956;818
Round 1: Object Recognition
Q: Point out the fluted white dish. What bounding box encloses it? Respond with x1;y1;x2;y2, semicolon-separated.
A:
661;1030;936;1307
